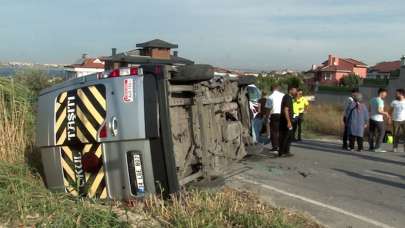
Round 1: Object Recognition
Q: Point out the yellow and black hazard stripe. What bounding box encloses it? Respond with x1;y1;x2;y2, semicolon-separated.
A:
55;84;106;145
56;84;108;198
76;86;106;143
55;92;68;145
60;145;79;196
61;144;108;199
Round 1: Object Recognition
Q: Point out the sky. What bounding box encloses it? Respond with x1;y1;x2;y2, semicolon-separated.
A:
0;0;404;70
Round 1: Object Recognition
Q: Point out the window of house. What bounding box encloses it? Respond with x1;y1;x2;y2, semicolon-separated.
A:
324;73;332;80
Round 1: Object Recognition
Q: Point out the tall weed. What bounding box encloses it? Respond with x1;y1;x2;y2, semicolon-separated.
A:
0;78;34;163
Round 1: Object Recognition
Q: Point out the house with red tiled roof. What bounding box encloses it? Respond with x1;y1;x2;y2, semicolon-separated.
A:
64;54;105;79
311;54;368;85
367;60;401;79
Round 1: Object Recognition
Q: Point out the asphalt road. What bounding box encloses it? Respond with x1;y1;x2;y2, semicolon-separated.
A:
226;140;405;228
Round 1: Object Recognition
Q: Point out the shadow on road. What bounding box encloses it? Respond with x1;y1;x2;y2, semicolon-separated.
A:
371;169;405;180
293;140;405;167
333;168;405;190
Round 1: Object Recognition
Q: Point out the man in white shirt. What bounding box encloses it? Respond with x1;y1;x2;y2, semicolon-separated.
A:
390;88;405;152
265;84;285;151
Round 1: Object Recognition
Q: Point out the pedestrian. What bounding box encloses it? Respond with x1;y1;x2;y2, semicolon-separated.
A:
368;88;390;152
342;88;359;150
345;93;369;152
278;85;298;157
293;88;309;141
390;88;405;152
265;84;285;151
252;92;270;144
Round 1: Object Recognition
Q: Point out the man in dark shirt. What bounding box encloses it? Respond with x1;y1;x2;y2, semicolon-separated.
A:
278;85;298;157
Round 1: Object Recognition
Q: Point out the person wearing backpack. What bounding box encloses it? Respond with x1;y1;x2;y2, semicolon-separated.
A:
390;88;405;152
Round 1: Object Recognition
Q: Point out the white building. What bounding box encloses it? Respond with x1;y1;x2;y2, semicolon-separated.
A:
64;54;105;79
213;67;241;77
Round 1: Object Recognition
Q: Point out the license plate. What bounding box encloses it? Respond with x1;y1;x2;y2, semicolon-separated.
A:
133;154;144;193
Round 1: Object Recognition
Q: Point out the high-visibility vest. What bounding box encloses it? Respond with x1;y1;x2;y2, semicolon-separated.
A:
293;97;309;116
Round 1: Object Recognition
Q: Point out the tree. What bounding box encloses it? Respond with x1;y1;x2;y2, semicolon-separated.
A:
255;74;309;95
340;74;361;89
255;74;277;94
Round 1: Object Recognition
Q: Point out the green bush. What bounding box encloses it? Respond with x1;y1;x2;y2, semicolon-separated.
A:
14;69;64;97
318;85;352;93
255;74;308;94
339;74;361;89
0;78;34;103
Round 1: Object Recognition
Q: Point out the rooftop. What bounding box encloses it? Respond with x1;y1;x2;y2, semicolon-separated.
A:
102;53;194;65
343;58;367;66
65;58;104;69
319;65;352;72
136;39;178;49
321;58;367;67
369;60;401;73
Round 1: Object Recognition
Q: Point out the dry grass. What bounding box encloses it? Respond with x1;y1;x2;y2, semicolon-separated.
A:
304;104;344;138
144;187;322;228
0;83;34;163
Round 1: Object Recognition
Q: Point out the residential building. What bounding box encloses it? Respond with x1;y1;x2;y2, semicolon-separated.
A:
367;60;401;79
311;54;367;85
103;39;194;71
64;54;105;79
360;55;405;102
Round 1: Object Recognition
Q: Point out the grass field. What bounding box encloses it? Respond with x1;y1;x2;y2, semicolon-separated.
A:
0;161;129;227
303;103;343;139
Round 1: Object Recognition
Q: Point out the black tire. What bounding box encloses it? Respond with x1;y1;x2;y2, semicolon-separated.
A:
171;64;214;82
238;75;256;86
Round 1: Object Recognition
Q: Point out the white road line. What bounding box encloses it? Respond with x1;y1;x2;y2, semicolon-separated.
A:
233;175;395;228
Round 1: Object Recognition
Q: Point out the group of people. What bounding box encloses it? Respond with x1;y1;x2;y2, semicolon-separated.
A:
252;84;405;156
253;84;309;157
342;88;405;152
